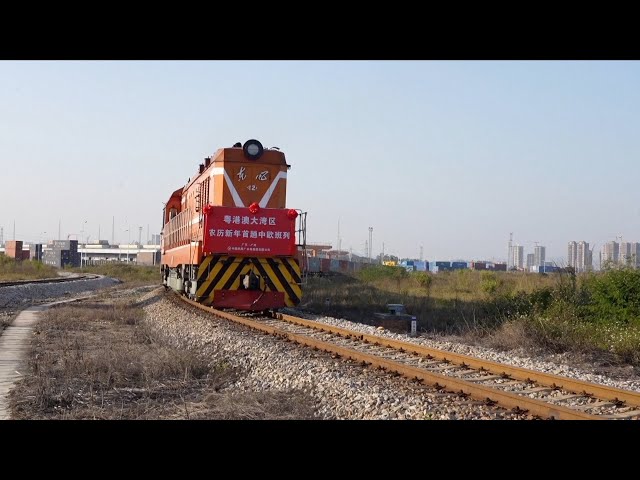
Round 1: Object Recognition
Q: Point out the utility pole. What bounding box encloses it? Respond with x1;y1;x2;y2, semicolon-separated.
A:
368;227;373;263
81;220;87;269
138;226;142;245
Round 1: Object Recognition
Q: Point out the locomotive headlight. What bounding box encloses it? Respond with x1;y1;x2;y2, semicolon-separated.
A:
243;139;264;160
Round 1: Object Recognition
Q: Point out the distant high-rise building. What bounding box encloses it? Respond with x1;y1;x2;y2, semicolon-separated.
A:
576;241;591;272
601;241;619;268
151;234;161;245
526;253;535;269
512;245;524;270
568;241;592;272
568;241;577;270
632;243;640;268
534;245;546;267
620;242;632;266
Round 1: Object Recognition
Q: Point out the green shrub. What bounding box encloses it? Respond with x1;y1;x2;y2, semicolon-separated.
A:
582;267;640;326
480;271;501;296
413;271;432;290
357;265;407;283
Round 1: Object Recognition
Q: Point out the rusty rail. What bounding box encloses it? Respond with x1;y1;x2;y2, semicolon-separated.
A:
176;294;640;420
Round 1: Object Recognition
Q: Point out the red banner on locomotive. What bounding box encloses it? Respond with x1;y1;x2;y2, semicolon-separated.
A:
203;206;297;257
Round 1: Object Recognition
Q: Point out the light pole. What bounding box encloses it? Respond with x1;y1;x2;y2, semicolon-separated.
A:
123;227;130;263
85;236;91;267
81;220;87;269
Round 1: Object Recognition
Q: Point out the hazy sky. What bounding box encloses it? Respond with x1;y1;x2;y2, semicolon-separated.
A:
2;60;640;263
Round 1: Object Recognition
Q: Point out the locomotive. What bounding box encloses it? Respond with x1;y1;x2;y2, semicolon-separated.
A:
161;139;306;312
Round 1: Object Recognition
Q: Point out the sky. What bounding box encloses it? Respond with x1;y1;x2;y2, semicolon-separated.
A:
2;60;640;264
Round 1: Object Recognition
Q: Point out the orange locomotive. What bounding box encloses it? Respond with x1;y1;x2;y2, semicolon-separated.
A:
161;139;306;311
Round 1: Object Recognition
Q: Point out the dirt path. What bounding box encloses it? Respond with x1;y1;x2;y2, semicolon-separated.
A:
0;296;95;420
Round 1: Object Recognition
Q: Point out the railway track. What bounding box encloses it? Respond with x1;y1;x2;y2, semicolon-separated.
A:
0;274;100;288
176;293;640;420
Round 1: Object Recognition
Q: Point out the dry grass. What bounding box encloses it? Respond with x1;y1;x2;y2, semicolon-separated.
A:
0;311;16;332
9;298;317;419
301;272;534;332
0;256;59;281
302;268;640;368
71;264;160;286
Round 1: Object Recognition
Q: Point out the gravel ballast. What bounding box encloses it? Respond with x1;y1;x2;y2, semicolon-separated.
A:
139;288;640;419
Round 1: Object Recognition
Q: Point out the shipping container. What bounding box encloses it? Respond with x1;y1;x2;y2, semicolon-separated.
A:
435;261;451;268
307;256;321;274
5;240;23;259
50;240;78;252
413;261;428;271
138;251;160;266
6;240;23;250
29;244;43;262
451;261;467;270
329;259;340;272
320;258;331;274
534;265;558;273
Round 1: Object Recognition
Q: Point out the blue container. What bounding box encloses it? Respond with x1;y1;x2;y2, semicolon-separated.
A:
307;257;321;273
414;261;428;271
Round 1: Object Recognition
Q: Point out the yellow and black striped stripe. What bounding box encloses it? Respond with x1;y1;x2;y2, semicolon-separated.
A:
196;255;301;307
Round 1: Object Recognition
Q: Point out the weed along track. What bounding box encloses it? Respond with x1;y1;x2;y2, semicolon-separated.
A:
176;292;640;420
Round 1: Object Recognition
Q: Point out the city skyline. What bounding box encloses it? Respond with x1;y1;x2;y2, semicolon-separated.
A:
6;227;640;270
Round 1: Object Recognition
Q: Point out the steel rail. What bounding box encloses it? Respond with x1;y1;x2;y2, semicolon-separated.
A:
177;295;601;419
276;312;640;408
